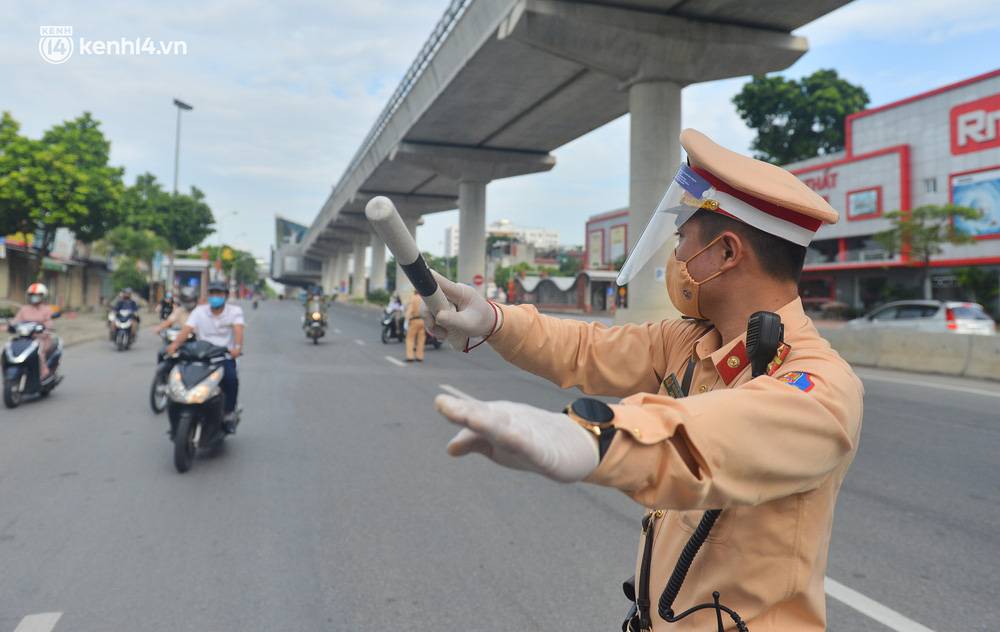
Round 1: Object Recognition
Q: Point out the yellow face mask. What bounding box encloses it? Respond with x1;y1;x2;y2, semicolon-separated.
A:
665;235;726;319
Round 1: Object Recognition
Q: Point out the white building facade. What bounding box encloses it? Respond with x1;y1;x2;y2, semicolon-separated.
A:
785;68;1000;315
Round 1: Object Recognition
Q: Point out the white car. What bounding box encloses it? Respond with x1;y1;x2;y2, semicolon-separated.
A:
843;300;997;335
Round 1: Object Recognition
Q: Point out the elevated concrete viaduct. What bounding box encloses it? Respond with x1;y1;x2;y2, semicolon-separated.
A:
276;0;853;323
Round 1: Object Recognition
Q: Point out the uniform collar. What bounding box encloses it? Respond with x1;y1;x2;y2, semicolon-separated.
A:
694;297;808;386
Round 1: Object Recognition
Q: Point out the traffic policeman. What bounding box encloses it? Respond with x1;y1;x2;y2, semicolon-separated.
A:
421;129;864;631
404;292;426;362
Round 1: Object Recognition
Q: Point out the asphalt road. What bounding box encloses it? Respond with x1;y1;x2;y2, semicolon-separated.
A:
0;299;996;632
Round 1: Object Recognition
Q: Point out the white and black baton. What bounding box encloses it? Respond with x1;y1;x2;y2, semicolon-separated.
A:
365;196;465;350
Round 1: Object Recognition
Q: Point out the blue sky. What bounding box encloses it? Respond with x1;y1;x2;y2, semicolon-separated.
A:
3;0;999;261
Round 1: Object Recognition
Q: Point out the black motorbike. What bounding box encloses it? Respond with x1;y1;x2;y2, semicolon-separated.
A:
2;318;63;408
166;340;238;473
111;308;137;351
381;306;405;343
305;310;327;344
380;307;441;349
150;327;190;414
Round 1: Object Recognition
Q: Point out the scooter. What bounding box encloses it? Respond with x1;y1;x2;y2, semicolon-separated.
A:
150;327;190;414
2;317;63;408
381;306;405;343
305;310;327;344
112;308;137;351
380;308;442;349
166;340;239;473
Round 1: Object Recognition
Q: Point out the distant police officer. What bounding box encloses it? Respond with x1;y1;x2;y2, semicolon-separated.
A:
422;129;864;632
404;292;426;362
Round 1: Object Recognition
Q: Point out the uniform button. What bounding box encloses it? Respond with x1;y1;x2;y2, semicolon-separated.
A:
727;356;740;368
631;427;642;439
698;385;708;392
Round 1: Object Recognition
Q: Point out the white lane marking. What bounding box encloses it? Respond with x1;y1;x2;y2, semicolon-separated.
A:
354;339;366;346
438;384;479;401
14;613;63;632
856;371;1000;399
333;329;341;334
826;577;937;632
385;356;406;367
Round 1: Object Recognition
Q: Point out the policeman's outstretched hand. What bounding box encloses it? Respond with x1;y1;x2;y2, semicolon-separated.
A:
420;271;502;343
435;395;599;483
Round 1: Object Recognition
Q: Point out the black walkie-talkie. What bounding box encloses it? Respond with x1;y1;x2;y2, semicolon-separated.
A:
746;311;783;378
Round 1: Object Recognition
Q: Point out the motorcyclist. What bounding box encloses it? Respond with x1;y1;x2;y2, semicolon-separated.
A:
152;286;198;335
387;292;404;337
303;290;327;327
9;283;56;378
166;280;244;433
156;292;175;321
111;288;141;339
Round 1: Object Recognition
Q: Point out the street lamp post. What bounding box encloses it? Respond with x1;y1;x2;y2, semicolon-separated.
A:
168;98;193;294
172;98;193;195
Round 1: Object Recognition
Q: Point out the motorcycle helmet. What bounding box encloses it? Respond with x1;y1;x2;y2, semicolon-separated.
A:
178;286;198;309
27;282;48;304
207;280;229;295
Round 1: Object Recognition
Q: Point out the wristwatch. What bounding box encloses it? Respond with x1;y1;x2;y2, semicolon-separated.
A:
563;398;617;460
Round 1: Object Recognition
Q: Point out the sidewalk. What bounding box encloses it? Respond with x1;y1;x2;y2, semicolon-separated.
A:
49;310;115;347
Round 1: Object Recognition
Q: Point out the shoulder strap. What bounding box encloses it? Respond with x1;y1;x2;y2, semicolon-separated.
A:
680;357;697;397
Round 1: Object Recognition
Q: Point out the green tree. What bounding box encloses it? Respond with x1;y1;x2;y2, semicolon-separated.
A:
558;252;583;277
111;257;149;294
732;69;870;165
873;204;981;299
952;266;1000;317
160;186;215;251
0;111;125;280
105;225;169;301
424;253;457;281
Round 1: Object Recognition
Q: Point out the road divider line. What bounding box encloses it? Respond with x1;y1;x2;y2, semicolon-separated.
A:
385;356;406;367
438;384;478;401
334;329;341;334
354;339;366;346
825;577;937;632
14;613;62;632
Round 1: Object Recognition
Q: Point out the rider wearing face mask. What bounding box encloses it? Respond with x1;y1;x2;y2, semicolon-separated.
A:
11;283;56;378
419;129;865;632
166;280;245;433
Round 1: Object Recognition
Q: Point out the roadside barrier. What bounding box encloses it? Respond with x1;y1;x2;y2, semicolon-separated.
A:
818;327;1000;382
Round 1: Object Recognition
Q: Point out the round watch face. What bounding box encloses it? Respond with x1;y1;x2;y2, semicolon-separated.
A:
570;398;614;425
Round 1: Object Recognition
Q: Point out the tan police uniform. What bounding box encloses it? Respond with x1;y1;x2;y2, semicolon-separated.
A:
405;293;426;361
479;129;864;631
487;298;862;631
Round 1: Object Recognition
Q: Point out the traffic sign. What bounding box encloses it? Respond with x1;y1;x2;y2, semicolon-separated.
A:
473;274;484;286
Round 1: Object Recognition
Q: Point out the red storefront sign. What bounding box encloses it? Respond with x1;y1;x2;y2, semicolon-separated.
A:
951;93;1000;155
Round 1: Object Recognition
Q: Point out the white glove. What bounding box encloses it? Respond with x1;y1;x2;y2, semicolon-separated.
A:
419;271;503;343
435;395;600;483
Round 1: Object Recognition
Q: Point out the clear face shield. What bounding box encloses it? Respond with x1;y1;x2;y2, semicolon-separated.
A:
616;164;719;286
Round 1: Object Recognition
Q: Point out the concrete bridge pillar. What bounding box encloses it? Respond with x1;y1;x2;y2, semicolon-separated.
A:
351;241;367;299
622;79;682;325
370;233;387;295
458;180;487;295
